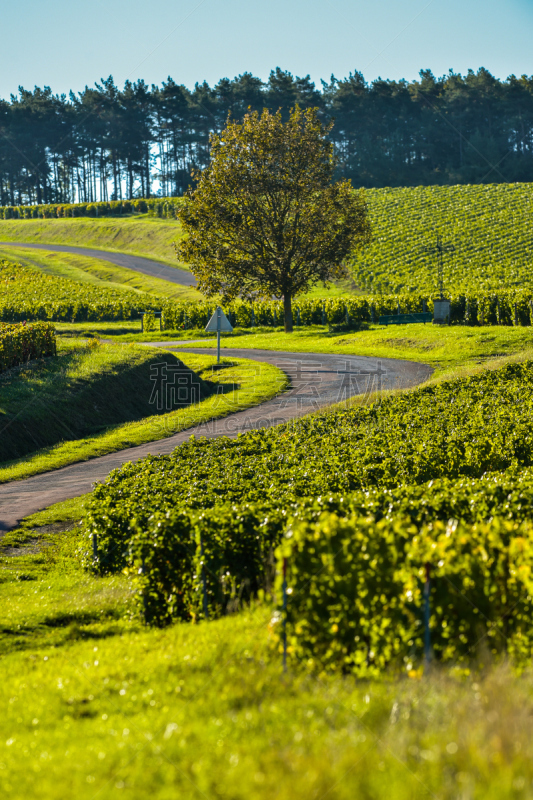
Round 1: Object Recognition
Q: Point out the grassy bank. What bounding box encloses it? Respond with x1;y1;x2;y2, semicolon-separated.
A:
0;521;532;799
0;339;211;464
0;223;357;299
53;319;533;396
0;244;200;301
0;343;287;483
0;215;185;269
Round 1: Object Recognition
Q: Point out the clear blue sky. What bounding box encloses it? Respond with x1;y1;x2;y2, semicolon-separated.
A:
2;0;533;99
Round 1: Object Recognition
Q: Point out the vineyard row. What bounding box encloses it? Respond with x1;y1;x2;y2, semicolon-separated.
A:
84;360;533;669
0;197;181;220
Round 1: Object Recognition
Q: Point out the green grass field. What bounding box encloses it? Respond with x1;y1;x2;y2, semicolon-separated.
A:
1;507;532;799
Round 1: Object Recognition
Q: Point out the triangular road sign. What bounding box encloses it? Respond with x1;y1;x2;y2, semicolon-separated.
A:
205;306;233;333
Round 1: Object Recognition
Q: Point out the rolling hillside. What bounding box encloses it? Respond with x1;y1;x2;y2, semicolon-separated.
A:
2;183;533;297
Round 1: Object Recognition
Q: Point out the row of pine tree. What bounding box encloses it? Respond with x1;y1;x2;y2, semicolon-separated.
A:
2;67;533;205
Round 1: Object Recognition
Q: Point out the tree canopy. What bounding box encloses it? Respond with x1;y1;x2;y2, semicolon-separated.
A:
176;107;371;331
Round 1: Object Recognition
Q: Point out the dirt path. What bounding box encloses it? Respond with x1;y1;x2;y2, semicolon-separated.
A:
0;241;197;287
0;347;432;532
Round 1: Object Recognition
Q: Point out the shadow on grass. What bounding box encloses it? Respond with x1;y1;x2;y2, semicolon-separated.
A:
0;348;221;463
78;324;329;343
64;325;140;337
43;609;122;628
0;607;137;656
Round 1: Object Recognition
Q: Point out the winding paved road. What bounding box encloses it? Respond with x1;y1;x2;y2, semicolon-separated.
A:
0;241;197;287
0;346;432;532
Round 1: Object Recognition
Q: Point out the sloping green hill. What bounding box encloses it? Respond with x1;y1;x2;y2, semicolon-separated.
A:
352;183;533;294
0;215;184;268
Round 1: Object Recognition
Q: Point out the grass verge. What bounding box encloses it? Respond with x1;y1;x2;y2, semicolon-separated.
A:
0;523;532;798
0;217;360;298
0;347;287;484
55;320;533;383
0;494;90;552
168;322;533;379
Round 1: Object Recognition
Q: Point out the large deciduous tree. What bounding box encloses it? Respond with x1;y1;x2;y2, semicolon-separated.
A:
176;106;372;331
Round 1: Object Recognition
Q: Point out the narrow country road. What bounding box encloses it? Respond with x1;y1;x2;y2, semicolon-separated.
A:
0;241;197;287
0;347;432;532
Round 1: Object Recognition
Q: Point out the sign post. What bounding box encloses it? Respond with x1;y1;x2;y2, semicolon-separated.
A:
205;306;233;364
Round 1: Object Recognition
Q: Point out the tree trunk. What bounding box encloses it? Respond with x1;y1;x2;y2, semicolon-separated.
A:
113;155;119;200
145;147;151;197
283;293;293;333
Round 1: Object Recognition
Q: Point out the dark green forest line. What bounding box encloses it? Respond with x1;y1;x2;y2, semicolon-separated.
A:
2;67;533;206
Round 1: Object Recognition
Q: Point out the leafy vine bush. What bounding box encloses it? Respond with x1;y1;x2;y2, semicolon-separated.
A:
1;262;532;330
3;256;532;326
0;261;162;322
124;505;284;626
88;472;533;633
88;360;533;547
273;514;533;674
0;197;182;220
141;310;157;332
0;321;56;373
162;291;533;330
